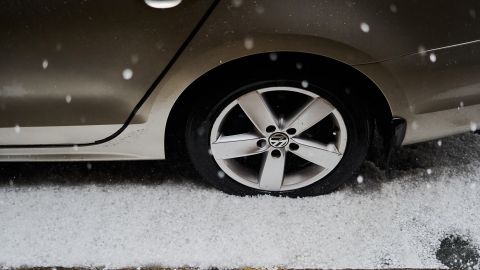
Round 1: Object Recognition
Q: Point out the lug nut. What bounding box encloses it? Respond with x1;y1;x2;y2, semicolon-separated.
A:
286;128;297;135
257;139;267;148
271;149;282;158
266;125;276;133
289;143;299;151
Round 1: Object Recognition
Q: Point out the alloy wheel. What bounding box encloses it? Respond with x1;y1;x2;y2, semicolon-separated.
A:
210;86;348;192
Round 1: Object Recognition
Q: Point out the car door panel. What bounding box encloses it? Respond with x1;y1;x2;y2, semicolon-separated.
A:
0;0;214;145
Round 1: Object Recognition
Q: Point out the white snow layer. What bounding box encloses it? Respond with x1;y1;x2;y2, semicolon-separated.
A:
1;134;480;269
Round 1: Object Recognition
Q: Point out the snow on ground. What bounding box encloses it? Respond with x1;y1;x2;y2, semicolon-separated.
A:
0;134;479;269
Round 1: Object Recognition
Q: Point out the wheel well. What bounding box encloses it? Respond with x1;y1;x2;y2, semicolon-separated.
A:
165;52;392;160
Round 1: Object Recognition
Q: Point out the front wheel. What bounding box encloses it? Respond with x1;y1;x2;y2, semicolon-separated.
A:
185;80;371;197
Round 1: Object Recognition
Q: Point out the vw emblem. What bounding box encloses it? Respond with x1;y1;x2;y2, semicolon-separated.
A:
268;132;289;148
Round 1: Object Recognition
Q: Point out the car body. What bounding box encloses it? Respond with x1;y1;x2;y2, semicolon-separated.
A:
1;0;480;195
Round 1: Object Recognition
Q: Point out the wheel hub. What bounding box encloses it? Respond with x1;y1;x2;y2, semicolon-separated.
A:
268;132;289;148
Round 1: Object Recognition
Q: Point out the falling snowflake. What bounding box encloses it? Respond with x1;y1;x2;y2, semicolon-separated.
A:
14;124;21;134
244;37;254;50
255;5;265;14
429;53;437;63
42;59;49;69
65;95;72;104
357;175;364;184
469;9;476;19
131;54;140;64
418;46;427;56
301;80;309;88
269;53;278;61
412;121;419;130
360;22;370;33
437;140;443;147
470;122;478;132
389;4;398;13
232;0;242;8
122;69;133;80
427;169;433;175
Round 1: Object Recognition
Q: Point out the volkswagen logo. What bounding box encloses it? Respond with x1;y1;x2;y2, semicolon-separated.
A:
268;132;289;148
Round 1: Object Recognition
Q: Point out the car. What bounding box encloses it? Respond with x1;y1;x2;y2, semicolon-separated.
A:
1;0;480;197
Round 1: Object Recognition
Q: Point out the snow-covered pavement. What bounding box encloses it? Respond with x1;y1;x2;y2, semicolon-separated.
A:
0;133;479;269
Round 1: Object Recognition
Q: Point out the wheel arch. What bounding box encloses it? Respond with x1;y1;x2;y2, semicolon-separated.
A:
165;51;393;159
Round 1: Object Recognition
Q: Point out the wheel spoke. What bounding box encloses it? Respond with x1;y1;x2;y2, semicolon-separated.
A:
285;98;335;135
290;138;343;170
237;91;277;136
259;148;286;191
211;133;268;159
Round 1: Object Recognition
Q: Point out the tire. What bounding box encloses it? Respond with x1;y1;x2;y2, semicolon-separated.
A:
185;57;371;197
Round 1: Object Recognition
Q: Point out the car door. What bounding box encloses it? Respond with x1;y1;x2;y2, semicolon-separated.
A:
0;0;215;146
